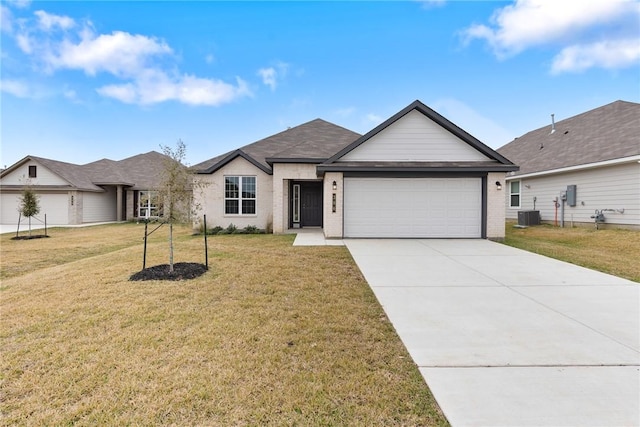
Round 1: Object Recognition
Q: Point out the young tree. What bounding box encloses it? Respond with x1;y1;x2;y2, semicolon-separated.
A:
158;140;196;273
19;186;40;237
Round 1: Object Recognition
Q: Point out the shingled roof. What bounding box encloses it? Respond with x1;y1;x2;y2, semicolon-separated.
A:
194;119;361;174
497;100;640;177
1;151;171;191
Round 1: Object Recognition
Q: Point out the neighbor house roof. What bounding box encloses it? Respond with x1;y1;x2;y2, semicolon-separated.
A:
0;151;171;192
193;119;362;174
497;100;640;177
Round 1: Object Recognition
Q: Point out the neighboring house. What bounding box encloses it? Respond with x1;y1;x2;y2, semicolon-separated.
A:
194;100;517;239
0;151;171;225
497;100;640;229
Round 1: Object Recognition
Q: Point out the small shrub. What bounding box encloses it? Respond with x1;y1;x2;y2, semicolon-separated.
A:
217;223;237;235
205;224;265;235
207;226;223;235
242;225;264;234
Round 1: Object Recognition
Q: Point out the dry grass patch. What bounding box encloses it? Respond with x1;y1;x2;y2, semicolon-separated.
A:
1;223;447;425
504;222;640;282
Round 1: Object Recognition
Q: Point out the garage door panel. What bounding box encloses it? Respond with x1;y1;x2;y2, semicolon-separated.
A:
344;178;482;238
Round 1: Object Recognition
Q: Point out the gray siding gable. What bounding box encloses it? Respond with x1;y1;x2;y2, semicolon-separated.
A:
323;100;516;168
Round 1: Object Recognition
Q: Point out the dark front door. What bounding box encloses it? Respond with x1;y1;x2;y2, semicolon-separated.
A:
300;182;323;227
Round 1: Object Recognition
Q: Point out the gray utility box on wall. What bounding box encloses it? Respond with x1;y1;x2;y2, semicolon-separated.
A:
518;210;540;226
566;185;577;207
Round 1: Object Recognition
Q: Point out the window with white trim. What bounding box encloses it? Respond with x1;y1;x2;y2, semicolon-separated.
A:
138;190;160;218
225;176;256;215
509;180;521;208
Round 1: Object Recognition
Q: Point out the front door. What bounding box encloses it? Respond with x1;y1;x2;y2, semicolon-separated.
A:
299;182;323;227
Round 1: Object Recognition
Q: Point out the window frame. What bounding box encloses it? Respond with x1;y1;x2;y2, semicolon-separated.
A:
224;175;257;216
138;190;160;218
509;180;521;209
28;165;37;178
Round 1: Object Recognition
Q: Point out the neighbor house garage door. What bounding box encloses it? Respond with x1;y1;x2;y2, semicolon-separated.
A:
344;177;482;238
0;193;68;225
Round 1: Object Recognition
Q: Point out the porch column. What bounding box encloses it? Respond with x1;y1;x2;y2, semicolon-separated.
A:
116;185;123;221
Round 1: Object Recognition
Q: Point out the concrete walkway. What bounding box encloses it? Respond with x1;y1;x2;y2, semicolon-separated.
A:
344;239;639;427
291;228;344;246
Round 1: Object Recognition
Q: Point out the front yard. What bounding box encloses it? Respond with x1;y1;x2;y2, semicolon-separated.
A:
0;223;447;426
504;222;640;282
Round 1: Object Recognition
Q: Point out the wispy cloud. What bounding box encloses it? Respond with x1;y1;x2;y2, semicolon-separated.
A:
257;61;289;91
461;0;640;73
3;8;252;106
551;39;640;74
1;5;14;33
34;10;75;31
0;79;30;97
97;72;251;106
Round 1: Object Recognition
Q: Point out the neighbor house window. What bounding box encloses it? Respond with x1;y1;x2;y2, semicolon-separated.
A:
509;180;521;208
28;165;37;178
225;176;256;215
138;190;160;218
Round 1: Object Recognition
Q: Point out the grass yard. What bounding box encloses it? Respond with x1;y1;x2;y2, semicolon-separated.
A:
504;222;640;282
0;223;448;426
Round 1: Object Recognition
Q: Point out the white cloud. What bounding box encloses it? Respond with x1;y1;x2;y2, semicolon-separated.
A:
34;10;75;31
257;61;289;91
0;79;30;97
50;29;172;77
257;67;277;90
551;39;640;73
1;5;13;33
3;8;253;107
462;0;640;72
97;70;251;106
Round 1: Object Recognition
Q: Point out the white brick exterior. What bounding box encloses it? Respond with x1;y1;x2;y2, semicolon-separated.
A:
194;157;273;231
486;172;507;239
272;163;319;233
323;172;343;238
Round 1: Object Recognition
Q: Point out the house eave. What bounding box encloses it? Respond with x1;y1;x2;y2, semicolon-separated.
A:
265;157;326;166
316;162;519;175
505;154;640;180
196;150;272;175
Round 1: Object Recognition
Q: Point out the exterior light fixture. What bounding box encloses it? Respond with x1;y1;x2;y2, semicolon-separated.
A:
495;181;502;190
332;181;337;191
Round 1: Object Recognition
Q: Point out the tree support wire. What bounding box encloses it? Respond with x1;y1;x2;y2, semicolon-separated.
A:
204;215;209;270
142;221;164;270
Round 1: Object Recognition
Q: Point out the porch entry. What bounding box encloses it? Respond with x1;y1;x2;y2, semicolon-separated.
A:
290;181;323;228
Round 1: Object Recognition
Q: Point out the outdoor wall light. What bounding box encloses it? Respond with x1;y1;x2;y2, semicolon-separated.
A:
332;181;337;191
495;181;502;190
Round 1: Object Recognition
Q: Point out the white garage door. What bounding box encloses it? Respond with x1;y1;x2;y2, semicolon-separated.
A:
344;177;482;238
1;193;68;225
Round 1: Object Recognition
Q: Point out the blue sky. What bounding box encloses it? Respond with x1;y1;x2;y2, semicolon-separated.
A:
1;0;639;167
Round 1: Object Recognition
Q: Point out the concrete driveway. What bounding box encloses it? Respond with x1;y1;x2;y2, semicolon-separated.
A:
345;239;639;427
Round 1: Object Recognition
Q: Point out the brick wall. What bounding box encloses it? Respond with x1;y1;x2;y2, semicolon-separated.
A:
486;172;506;239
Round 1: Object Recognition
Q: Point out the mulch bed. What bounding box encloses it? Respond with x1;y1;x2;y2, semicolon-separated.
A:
11;235;50;240
129;262;208;281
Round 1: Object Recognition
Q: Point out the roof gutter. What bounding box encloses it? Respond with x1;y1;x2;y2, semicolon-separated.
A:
505;155;640;180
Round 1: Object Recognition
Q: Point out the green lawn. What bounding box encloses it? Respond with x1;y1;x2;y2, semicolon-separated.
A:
503;222;640;282
1;223;448;426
